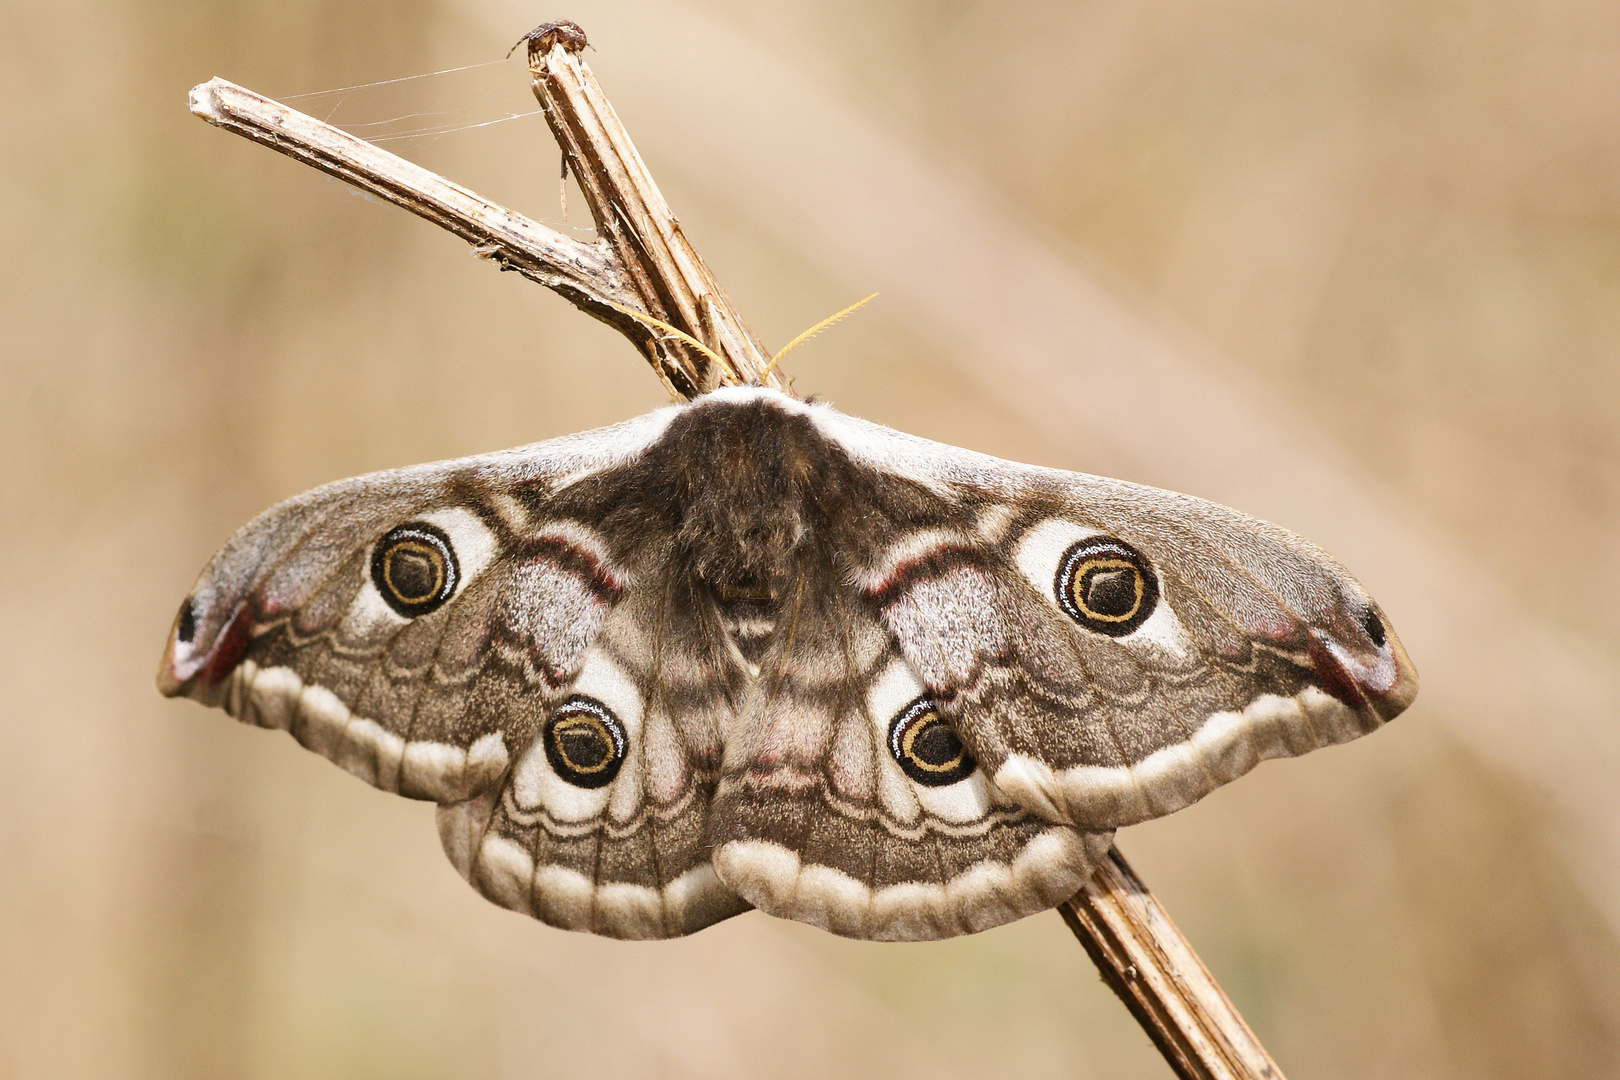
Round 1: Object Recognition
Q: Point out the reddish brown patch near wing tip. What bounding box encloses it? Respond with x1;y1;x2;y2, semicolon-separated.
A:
1305;634;1370;708
199;605;254;686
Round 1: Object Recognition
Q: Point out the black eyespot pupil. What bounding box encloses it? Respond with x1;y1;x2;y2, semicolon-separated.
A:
909;721;965;768
1083;566;1140;618
554;720;612;771
888;697;977;786
543;696;627;789
385;546;441;602
370;522;459;618
1360;607;1387;647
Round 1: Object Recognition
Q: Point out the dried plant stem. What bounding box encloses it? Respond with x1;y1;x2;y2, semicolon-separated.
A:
1063;850;1282;1079
188;25;1284;1079
521;24;788;398
191;78;676;387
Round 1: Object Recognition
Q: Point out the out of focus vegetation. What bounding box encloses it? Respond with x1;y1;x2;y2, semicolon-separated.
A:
3;2;1617;1077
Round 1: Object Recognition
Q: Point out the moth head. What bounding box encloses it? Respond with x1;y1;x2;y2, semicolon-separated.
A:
656;394;831;594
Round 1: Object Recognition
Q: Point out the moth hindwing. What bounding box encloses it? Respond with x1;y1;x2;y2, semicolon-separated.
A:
159;387;1417;940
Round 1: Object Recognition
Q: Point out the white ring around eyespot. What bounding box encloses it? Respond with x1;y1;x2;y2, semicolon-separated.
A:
864;658;996;825
339;506;499;638
1013;518;1192;657
510;647;644;824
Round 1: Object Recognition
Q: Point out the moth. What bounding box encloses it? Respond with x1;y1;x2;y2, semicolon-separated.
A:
158;386;1417;941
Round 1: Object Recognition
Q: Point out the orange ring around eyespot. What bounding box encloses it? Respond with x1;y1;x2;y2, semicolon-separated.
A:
382;539;447;603
900;713;968;774
550;715;616;774
1070;557;1144;622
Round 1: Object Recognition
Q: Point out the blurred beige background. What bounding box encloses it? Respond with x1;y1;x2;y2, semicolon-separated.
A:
4;1;1619;1077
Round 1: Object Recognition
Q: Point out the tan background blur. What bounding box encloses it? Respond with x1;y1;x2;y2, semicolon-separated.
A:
4;1;1620;1077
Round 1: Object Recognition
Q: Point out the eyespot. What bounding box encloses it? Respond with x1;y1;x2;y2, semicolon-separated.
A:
1359;606;1387;647
1054;537;1159;636
175;599;197;644
888;697;976;787
543;695;627;789
371;522;460;618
